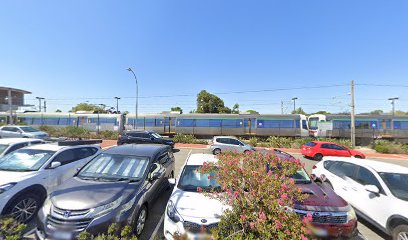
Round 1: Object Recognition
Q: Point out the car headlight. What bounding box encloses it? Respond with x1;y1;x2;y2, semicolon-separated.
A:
166;200;183;223
90;197;122;219
0;183;16;194
347;207;357;222
43;197;53;214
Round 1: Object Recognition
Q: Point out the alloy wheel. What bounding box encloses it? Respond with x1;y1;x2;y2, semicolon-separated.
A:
398;232;408;240
11;198;37;222
136;208;147;235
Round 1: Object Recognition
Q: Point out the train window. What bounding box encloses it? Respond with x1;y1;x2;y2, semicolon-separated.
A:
177;119;194;127
302;120;308;130
222;119;241;128
257;120;294;128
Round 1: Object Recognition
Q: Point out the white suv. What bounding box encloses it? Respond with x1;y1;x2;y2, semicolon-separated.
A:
164;153;228;239
0;141;101;223
312;157;408;240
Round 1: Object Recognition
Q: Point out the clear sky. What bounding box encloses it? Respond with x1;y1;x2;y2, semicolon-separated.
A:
1;0;407;114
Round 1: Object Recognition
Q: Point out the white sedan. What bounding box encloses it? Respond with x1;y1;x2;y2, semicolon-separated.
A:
312;157;408;240
164;153;228;240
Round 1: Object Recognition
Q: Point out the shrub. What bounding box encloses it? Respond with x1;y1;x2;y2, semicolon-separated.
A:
248;137;258;147
200;152;310;239
78;224;138;240
97;130;119;140
0;217;26;240
172;133;208;144
372;140;408;154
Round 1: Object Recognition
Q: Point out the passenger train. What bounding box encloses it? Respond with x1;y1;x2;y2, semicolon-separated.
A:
1;112;407;141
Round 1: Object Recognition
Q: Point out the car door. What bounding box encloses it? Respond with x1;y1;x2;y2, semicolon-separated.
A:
330;144;352;157
128;133;143;144
1;127;20;138
325;161;358;201
147;159;166;200
346;166;389;227
319;144;332;156
229;139;244;153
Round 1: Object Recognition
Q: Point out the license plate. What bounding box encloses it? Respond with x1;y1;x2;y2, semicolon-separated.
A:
313;227;328;237
53;231;73;240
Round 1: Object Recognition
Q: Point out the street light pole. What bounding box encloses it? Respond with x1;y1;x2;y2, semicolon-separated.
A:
388;97;399;130
127;68;138;129
36;97;44;112
114;97;121;113
291;97;298;113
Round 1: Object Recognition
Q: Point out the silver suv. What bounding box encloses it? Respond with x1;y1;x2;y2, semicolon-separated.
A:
210;136;254;155
0;125;49;139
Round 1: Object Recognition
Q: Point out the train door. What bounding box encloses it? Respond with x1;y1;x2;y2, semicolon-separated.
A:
164;117;176;134
244;118;256;135
77;116;88;127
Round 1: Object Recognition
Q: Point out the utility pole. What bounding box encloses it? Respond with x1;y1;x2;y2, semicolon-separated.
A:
350;80;356;147
114;97;121;113
292;97;298;113
388;97;399;130
281;100;284;114
127;68;139;129
44;100;47;113
36;97;44;112
7;89;12;124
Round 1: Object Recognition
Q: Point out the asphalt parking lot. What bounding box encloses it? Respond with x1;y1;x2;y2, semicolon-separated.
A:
26;147;408;240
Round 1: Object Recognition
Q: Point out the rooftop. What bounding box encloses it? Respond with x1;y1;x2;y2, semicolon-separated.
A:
0;87;31;94
186;153;218;165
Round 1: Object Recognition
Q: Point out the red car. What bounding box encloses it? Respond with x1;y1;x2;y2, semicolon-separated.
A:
301;141;365;161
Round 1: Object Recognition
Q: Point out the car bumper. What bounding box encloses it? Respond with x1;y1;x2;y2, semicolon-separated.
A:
35;206;135;240
164;215;215;240
301;150;313;157
310;220;358;238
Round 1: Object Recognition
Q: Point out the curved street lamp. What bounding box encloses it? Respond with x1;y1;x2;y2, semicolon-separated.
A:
127;68;139;129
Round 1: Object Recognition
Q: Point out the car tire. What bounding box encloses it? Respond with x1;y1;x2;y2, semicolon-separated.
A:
5;193;42;223
213;148;221;155
354;155;362;159
314;153;323;161
392;224;408;240
244;150;249;154
133;205;148;237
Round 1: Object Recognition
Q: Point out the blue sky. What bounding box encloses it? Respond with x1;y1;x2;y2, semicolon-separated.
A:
1;0;407;114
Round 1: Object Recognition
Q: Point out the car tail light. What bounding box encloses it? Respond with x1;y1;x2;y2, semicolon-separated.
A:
320;174;327;182
312;165;317;169
118;134;122;139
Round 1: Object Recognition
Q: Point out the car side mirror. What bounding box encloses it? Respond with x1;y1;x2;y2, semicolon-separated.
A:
151;172;161;181
168;178;176;185
365;185;380;194
149;163;162;181
49;162;62;169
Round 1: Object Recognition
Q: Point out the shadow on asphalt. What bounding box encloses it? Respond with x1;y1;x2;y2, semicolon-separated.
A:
357;217;390;240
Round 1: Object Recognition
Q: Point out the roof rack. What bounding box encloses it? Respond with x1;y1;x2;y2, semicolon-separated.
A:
57;139;103;146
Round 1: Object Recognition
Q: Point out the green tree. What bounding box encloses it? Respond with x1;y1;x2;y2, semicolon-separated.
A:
395;110;408;115
232;103;239;114
370;109;384;115
55;109;62;113
171;106;183;114
314;110;330;114
70;103;107;113
196;90;230;114
291;107;307;115
246;109;259;114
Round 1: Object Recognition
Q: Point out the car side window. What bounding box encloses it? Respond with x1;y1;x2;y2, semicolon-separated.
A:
354;167;382;190
229;139;241;145
53;149;77;166
4;143;27;154
216;138;225;144
143;133;152;139
75;147;98;159
331;144;346;150
330;162;356;179
323;160;334;170
321;144;331;149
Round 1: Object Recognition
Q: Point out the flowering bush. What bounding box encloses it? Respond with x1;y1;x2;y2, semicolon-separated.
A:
0;217;26;240
200;151;311;240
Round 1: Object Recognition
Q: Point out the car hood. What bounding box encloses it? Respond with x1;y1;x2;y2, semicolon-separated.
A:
51;177;139;210
295;183;350;211
171;189;227;221
0;171;39;185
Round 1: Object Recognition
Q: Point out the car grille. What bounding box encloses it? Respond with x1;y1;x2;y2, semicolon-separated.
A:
183;221;218;234
295;210;347;224
47;206;92;232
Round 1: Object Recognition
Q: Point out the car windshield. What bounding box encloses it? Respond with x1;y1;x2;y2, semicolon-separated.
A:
0;149;55;171
178;165;220;192
308;117;319;130
0;144;9;155
19;126;40;133
291;168;312;184
379;172;408;201
151;133;162;139
77;153;149;182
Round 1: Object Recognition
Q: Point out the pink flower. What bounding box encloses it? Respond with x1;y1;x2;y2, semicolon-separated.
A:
240;214;246;220
197;187;203;192
301;234;308;240
249;222;255;229
281;193;288;200
259;211;266;221
275;220;282;230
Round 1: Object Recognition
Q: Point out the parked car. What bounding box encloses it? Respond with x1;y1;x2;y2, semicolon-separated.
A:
312;157;408;240
117;130;175;148
301;141;365;161
210;136;255;155
36;144;175;239
0;125;49;139
0;140;101;223
0;138;44;157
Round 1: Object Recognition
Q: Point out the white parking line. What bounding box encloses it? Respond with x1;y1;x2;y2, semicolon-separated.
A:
149;214;165;240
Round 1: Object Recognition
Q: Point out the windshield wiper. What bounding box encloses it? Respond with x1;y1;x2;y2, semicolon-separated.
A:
0;168;33;172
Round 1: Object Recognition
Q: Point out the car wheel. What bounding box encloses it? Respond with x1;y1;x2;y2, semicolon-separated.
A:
134;205;148;237
6;193;41;223
314;153;323;161
354;155;362;159
213;148;221;155
243;150;249;154
392;224;408;240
